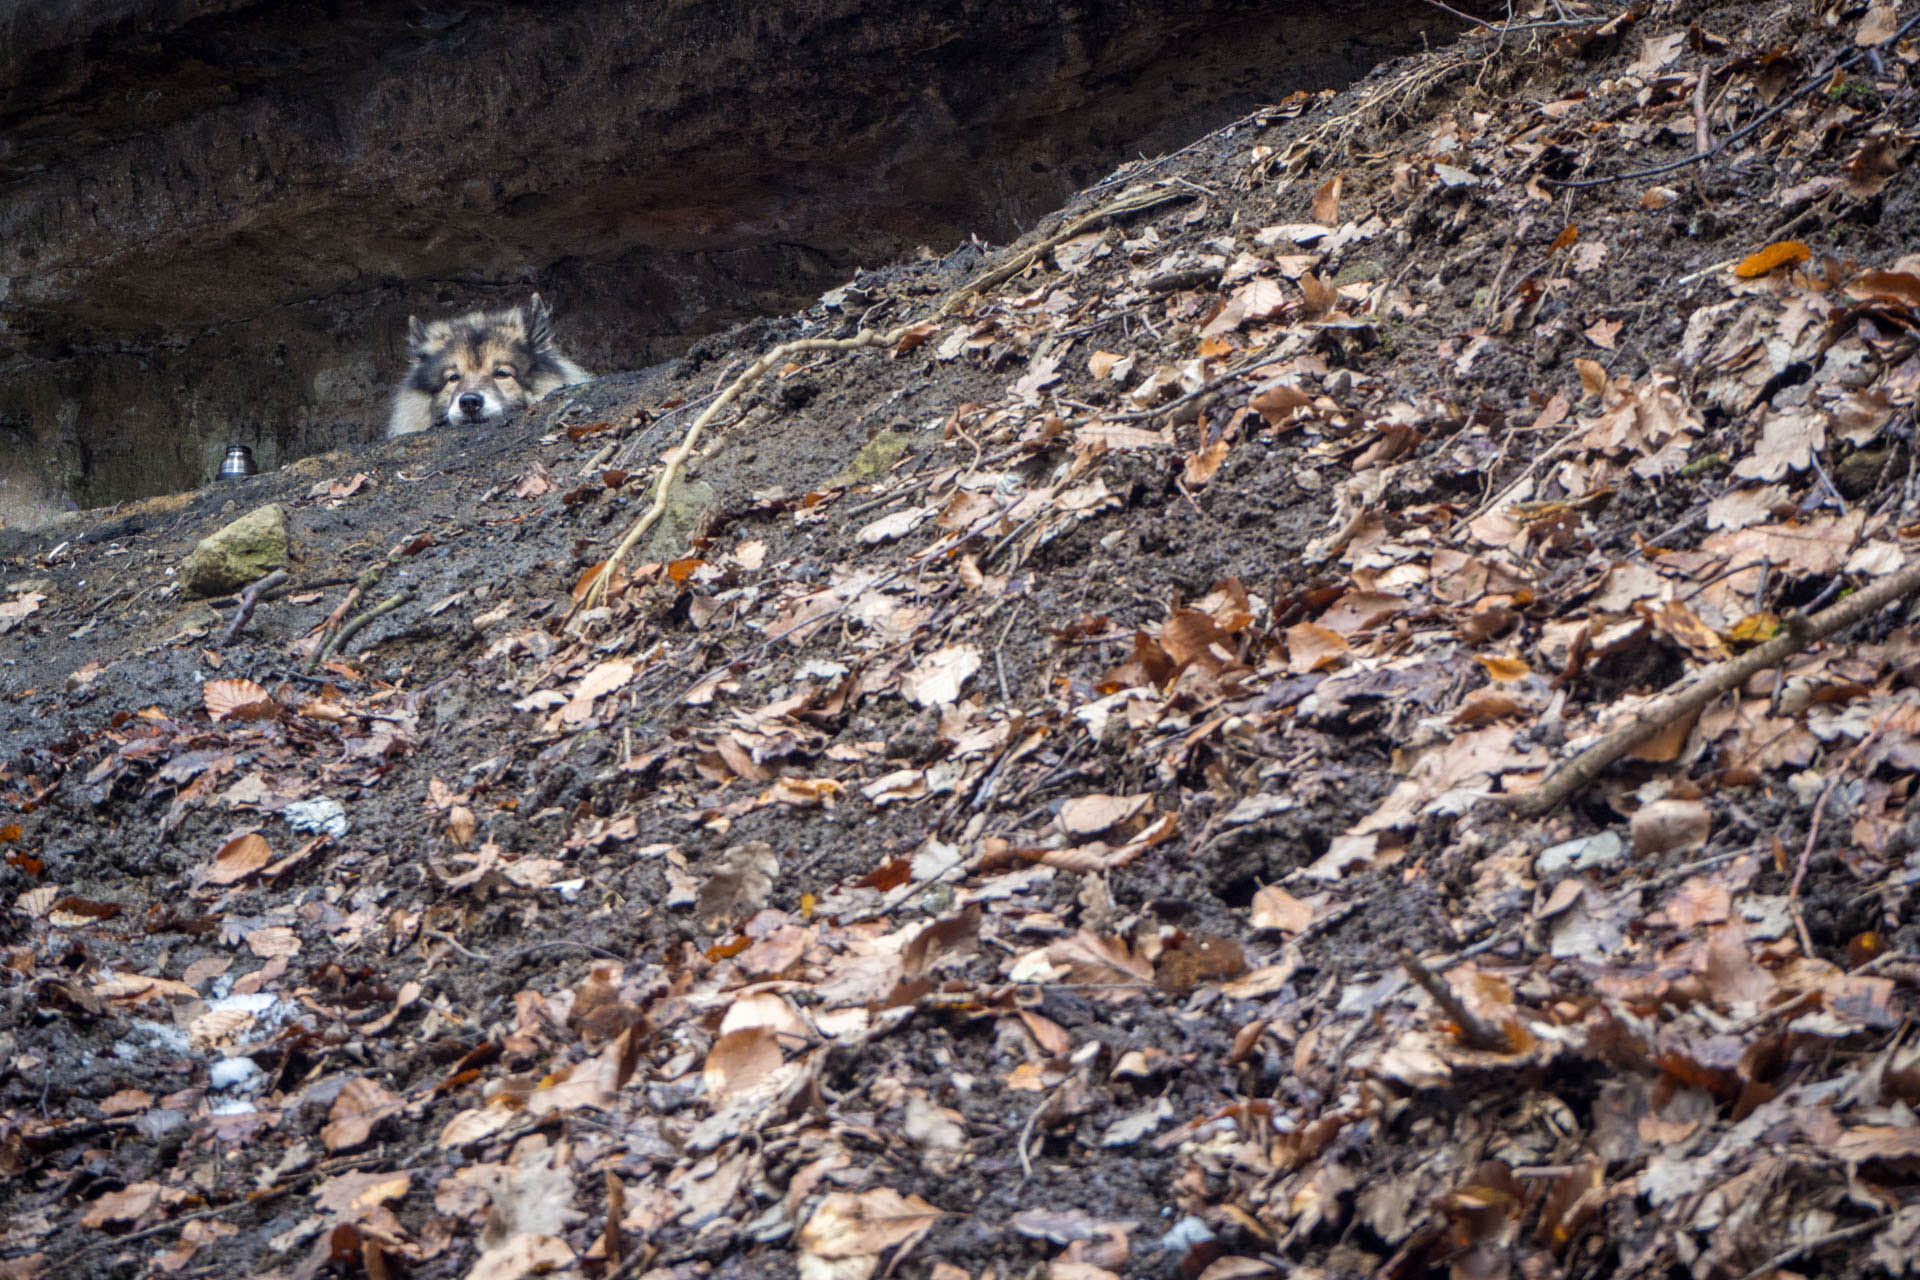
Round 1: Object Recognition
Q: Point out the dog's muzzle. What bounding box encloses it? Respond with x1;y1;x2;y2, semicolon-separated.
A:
448;390;502;426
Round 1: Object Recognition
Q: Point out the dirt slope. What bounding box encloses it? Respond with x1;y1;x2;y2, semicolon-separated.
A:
5;2;1920;1278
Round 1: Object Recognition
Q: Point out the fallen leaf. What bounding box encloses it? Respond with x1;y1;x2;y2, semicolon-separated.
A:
1733;241;1810;278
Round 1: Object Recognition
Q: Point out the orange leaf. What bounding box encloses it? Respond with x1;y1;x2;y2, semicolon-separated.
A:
1476;654;1532;681
1550;225;1580;252
1733;241;1811;278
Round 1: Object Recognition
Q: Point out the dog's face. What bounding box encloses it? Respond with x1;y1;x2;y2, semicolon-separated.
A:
403;296;559;428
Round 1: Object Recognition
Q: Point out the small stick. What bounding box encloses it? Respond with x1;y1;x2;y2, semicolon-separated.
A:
1788;719;1887;957
1505;557;1920;816
318;591;409;662
1397;947;1508;1051
216;568;288;648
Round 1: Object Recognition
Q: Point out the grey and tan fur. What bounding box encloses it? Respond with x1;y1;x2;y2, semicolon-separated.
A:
387;294;591;438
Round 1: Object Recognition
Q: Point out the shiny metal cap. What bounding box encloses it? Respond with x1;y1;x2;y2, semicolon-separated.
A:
219;445;257;481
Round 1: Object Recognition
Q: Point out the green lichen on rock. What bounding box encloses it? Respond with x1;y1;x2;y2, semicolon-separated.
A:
181;503;293;596
831;431;916;488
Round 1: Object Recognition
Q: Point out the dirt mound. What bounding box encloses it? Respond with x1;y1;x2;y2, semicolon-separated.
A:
4;2;1920;1277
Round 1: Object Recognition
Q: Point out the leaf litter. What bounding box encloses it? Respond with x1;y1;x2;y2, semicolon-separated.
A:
5;1;1920;1277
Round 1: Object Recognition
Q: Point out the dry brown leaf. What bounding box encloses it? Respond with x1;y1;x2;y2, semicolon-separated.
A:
704;1026;784;1103
1285;622;1348;674
899;644;981;707
799;1189;944;1260
1044;932;1155;992
204;678;274;722
1631;799;1710;856
1250;885;1314;934
80;1182;163;1229
314;1168;412;1221
1183;439;1231;488
1059;793;1152;836
1846;269;1920;307
1312;173;1343;224
207;830;272;885
321;1077;402;1152
245;926;301;958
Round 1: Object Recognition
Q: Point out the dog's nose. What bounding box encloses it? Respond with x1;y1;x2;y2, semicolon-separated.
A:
457;393;484;416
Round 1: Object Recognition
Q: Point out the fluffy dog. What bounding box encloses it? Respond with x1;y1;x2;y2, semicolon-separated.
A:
387;294;590;437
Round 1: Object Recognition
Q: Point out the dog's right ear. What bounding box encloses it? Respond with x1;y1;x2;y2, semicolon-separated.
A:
406;315;428;355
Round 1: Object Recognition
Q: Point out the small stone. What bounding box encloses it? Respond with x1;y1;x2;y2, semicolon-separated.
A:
180;503;293;597
284;798;348;838
210;1056;263;1091
1537;831;1626;877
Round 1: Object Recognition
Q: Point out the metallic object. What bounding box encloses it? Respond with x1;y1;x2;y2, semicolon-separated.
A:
219;445;257;481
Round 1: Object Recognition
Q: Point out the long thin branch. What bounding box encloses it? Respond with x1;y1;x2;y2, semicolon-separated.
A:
577;185;1190;613
1505;557;1920;817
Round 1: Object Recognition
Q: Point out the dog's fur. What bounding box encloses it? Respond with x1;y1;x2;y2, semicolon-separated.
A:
387;294;591;437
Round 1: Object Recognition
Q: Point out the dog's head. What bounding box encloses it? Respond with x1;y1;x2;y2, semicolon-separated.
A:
403;294;566;428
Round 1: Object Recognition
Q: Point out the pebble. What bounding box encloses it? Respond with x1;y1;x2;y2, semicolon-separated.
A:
210;1057;263;1091
1536;831;1626;877
284;797;349;838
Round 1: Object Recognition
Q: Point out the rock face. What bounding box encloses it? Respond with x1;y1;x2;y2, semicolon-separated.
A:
0;0;1474;527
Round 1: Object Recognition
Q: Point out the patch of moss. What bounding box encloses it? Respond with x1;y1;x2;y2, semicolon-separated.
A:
831;430;917;487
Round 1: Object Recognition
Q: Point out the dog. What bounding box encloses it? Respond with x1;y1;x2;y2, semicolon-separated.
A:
387;294;591;437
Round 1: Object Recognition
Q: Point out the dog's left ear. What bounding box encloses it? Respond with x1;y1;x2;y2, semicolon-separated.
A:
524;294;556;349
405;315;428;355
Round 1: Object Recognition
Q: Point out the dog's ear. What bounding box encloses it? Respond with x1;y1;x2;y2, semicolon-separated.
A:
524;294;556;349
405;315;428;355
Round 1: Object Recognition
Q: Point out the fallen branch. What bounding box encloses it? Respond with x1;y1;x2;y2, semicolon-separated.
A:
1505;557;1920;817
215;568;288;648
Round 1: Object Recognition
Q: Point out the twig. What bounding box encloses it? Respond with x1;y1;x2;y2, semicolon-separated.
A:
1690;61;1712;203
1733;1217;1888;1280
1549;12;1920;189
1505;558;1920;816
1419;0;1494;28
1397;947;1508;1051
577;440;618;478
1788;719;1887;957
300;549;405;669
216;569;288;648
318;591;409;663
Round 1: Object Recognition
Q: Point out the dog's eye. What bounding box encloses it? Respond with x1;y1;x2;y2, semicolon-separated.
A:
494;367;518;381
442;369;459;385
